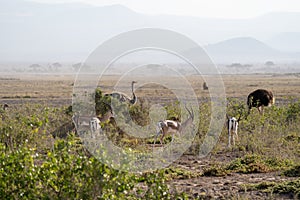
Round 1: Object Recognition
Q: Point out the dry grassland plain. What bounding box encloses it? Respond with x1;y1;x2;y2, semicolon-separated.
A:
1;73;299;105
1;73;300;199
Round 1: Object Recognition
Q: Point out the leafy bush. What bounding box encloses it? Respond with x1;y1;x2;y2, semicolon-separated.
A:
0;135;185;199
245;179;300;198
202;164;229;177
286;100;300;122
283;165;300;177
271;179;300;198
226;154;293;173
164;101;181;121
0;144;40;199
129;103;150;126
0;102;187;199
162;167;201;180
95;87;112;116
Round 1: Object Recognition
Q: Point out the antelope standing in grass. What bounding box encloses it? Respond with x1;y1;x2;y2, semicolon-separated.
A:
155;106;194;146
226;114;241;147
89;110;114;135
247;89;275;114
72;110;113;138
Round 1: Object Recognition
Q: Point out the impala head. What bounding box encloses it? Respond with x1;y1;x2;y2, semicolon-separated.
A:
179;105;194;133
185;105;194;121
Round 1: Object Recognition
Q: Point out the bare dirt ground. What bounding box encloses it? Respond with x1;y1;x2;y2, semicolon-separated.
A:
171;153;298;199
1;73;300;199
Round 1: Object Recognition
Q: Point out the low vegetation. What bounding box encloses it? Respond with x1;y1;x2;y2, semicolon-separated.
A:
202;154;294;177
283;165;300;177
244;179;300;199
1;87;300;198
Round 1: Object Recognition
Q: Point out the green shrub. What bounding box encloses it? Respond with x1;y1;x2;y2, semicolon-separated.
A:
0;128;184;199
162;167;201;180
226;154;293;173
271;178;300;198
245;179;300;198
0;144;40;199
202;164;228;177
95;87;112;116
283;165;300;177
286;100;300;122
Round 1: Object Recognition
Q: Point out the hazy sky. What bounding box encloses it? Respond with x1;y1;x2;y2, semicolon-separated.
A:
31;0;300;18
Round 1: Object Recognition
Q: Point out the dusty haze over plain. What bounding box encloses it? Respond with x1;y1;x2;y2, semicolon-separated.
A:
1;0;300;65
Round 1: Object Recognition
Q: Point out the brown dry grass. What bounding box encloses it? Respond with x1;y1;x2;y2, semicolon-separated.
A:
1;73;299;105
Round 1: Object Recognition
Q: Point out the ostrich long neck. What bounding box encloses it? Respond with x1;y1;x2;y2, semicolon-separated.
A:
130;82;137;104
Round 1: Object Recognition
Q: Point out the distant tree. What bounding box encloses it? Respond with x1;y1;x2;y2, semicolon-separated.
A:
227;63;243;68
72;63;92;72
227;63;252;69
13;67;25;73
147;64;157;70
243;64;253;68
47;64;53;71
265;61;275;67
52;62;62;71
72;63;82;72
28;64;42;72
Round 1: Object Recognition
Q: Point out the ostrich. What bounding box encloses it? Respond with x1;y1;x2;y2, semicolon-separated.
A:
226;115;241;147
203;82;208;90
247;89;275;114
104;81;137;105
155;106;194;146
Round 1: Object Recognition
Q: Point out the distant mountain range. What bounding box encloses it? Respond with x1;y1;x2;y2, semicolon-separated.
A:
204;37;300;63
1;0;300;63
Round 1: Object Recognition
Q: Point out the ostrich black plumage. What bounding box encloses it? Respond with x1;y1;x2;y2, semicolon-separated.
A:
247;89;275;114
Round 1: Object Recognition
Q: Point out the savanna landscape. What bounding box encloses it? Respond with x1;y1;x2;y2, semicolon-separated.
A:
2;0;300;199
0;73;300;199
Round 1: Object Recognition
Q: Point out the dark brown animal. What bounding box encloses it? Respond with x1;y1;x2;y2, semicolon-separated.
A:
247;89;275;114
203;82;208;90
3;104;8;110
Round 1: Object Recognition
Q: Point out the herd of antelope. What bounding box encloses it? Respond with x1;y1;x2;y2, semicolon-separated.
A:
65;81;275;148
83;81;273;148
